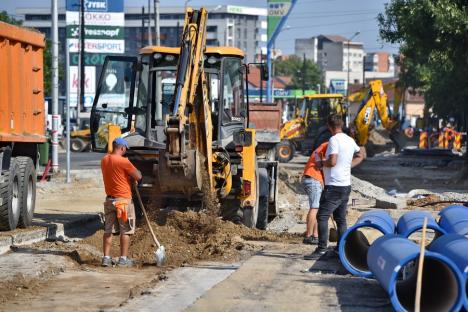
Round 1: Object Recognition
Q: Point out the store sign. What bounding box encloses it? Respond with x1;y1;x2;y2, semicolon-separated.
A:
66;0;124;12
226;6;267;16
69;53;107;66
329;79;346;95
69;66;96;94
267;0;292;40
68;39;125;53
67;25;124;40
66;11;125;26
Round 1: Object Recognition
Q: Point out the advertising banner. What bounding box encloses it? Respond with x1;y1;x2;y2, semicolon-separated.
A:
329;79;347;95
67;39;125;54
267;0;292;41
66;11;125;27
67;25;124;40
66;0;124;12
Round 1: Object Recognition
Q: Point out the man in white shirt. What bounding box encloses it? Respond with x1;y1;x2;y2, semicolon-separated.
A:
304;114;364;260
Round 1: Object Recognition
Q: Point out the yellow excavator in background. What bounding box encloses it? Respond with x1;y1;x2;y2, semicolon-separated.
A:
90;8;278;229
276;94;345;162
352;80;404;152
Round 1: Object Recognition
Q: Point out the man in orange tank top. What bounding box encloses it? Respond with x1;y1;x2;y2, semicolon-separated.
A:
100;138;142;267
302;141;328;244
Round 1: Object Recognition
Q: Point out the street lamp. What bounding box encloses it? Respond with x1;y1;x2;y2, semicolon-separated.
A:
346;31;360;126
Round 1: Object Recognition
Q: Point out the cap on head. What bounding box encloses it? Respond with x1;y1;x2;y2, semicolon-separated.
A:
113;137;129;149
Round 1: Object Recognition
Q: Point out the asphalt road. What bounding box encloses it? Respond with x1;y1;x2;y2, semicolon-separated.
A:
58;151;102;170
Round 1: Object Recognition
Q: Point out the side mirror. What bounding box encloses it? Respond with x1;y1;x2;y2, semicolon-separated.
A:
261;64;269;81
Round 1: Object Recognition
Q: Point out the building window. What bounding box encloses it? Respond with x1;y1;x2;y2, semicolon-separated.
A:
244;28;247;39
207;26;217;32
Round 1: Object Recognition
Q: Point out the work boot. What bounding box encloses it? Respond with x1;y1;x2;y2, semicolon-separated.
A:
101;256;113;267
117;257;134;267
303;236;318;245
303;247;327;260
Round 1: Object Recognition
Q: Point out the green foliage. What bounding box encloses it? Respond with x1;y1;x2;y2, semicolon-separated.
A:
0;11;23;26
274;56;323;91
378;0;468;118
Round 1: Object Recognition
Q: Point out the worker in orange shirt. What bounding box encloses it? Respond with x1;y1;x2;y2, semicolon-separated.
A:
101;138;142;267
302;141;329;244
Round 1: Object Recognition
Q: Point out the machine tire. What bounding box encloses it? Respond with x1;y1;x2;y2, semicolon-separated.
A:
256;168;269;230
0;159;21;231
276;140;295;163
70;138;87;152
242;161;259;228
16;157;36;228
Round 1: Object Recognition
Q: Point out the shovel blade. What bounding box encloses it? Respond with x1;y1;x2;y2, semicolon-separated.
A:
155;245;166;266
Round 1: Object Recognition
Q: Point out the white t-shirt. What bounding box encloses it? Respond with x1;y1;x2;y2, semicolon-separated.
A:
323;133;360;186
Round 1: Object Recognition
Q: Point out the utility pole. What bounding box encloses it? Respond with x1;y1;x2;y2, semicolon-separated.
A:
78;0;85;124
147;0;152;45
141;7;145;47
154;0;162;121
302;53;307;96
51;0;59;172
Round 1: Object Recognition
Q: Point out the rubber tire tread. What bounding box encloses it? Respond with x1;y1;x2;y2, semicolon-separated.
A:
256;168;269;230
71;137;87;152
16;157;36;228
0;159;20;231
242;160;259;228
276;140;295;163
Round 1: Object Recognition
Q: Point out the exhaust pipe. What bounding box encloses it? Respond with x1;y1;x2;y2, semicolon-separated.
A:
439;205;468;236
338;210;395;277
368;235;465;312
396;211;446;244
429;233;468;311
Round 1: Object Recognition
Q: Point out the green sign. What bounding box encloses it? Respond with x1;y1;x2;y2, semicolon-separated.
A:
67;25;124;40
267;0;292;40
69;53;108;66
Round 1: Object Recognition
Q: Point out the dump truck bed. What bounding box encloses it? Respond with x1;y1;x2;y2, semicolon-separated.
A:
249;102;282;144
0;21;46;143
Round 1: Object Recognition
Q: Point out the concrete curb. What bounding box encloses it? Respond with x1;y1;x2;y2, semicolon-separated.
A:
0;213;103;255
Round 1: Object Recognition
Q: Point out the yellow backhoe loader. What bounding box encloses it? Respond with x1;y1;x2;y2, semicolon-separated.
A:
89;8;278;229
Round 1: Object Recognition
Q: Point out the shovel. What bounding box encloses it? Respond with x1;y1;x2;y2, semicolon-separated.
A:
134;185;166;266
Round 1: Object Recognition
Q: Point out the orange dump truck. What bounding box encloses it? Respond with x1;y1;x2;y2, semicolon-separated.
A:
0;21;46;230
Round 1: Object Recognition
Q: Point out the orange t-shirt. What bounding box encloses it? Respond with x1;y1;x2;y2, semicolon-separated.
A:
101;154;138;199
303;142;329;185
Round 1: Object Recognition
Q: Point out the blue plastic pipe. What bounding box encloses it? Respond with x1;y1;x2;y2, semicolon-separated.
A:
339;210;395;277
439;205;468;236
396;211;446;238
368;235;465;312
429;234;468;311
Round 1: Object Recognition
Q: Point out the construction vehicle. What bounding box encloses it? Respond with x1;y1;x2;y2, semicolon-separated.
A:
90;8;278;228
0;22;46;230
276;94;345;162
353;80;404;153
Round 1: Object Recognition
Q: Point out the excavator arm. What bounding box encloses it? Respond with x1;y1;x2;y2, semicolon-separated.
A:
354;80;399;146
158;8;214;195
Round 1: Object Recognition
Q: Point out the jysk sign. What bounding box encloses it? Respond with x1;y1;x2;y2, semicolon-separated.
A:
66;0;124;12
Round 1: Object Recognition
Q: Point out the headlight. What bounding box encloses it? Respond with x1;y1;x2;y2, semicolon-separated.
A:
153;53;162;60
165;54;176;62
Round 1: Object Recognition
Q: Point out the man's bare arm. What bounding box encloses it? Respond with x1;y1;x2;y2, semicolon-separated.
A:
351;147;365;168
322;154;337;167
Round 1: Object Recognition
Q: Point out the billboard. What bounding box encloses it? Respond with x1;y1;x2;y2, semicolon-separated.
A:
267;0;292;41
329;79;347;95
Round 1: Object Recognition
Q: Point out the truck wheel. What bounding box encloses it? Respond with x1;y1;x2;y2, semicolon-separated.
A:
242;162;259;228
16;157;36;228
256;168;269;230
0;159;20;231
71;138;86;152
276;140;295;163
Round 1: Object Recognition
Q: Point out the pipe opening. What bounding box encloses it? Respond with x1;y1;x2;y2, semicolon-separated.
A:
343;226;384;272
395;257;459;312
407;228;443;246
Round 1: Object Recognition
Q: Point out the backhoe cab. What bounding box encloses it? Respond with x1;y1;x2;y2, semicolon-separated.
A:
90;8;277;229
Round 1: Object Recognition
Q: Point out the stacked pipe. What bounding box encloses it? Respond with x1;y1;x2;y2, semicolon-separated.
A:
338;206;468;312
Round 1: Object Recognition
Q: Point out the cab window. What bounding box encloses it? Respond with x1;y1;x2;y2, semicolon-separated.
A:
222;58;245;124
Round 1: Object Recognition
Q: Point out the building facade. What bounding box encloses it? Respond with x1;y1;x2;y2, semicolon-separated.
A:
16;5;267;65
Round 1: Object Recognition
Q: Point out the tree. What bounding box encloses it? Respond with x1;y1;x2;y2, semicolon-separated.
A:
0;11;22;26
378;0;468;120
274;55;323;91
378;0;468;178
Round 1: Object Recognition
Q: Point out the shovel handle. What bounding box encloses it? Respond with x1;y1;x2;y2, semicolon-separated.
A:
134;185;162;248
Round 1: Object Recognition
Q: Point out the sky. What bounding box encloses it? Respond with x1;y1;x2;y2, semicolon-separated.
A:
1;0;399;55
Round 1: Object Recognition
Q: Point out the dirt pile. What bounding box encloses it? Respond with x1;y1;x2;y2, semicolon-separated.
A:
80;211;300;267
407;194;466;211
